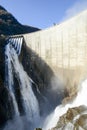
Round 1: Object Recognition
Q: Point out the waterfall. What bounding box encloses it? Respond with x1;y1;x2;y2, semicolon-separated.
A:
43;79;87;130
5;37;40;126
5;43;20;117
4;36;87;130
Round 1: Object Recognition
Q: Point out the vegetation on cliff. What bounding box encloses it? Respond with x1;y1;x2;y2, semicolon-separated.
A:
0;5;40;35
0;5;68;130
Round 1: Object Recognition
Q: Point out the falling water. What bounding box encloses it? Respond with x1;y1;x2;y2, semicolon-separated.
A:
5;37;87;130
10;44;40;123
5;44;19;116
43;79;87;130
5;39;40;126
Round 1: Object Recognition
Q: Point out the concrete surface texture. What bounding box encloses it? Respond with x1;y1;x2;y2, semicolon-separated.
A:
24;10;87;89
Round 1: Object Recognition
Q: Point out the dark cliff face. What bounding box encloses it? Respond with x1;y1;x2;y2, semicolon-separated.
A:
0;5;67;129
0;36;14;127
0;36;67;129
20;41;67;115
0;5;40;35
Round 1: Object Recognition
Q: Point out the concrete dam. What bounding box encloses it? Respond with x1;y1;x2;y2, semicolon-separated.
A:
10;10;87;91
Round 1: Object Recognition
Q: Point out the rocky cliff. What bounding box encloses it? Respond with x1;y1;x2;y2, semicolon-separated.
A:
0;6;68;129
37;105;87;130
0;5;40;35
0;36;14;128
0;36;67;129
21;40;67;115
51;105;87;130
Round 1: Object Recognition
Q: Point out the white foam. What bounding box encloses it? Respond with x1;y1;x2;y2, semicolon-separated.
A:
43;79;87;130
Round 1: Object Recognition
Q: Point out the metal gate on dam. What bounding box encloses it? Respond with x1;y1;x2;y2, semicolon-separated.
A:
23;10;87;89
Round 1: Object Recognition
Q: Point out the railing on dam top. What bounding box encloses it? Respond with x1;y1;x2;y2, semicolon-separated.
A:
6;36;24;55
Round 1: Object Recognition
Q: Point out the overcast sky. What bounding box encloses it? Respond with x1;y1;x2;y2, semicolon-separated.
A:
0;0;87;29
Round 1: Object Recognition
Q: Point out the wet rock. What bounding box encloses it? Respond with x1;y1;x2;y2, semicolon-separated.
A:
0;36;15;128
0;86;14;127
0;35;67;128
51;105;87;130
0;35;6;90
20;42;67;116
75;114;87;130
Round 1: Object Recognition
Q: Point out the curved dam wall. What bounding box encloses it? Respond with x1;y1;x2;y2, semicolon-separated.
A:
24;10;87;90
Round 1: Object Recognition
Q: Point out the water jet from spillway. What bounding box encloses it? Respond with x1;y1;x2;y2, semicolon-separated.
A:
4;37;40;129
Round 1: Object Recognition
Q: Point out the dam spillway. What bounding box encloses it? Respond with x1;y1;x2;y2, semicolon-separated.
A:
6;36;24;56
4;36;40;129
8;10;87;90
2;9;87;130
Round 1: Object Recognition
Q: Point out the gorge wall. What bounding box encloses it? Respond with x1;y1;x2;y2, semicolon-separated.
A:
0;35;65;129
0;9;87;130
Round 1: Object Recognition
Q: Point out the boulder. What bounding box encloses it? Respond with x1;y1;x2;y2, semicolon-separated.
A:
51;105;87;130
